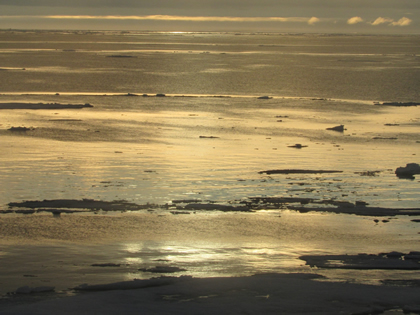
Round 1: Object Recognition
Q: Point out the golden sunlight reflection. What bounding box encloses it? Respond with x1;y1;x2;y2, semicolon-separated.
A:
120;240;306;279
1;94;419;208
1;33;420;301
0;211;418;291
81;210;420;280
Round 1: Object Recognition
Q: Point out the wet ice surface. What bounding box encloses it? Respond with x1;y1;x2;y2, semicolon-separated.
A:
0;211;419;302
0;32;419;313
0;94;419;314
2;273;420;315
1;95;419;295
0;95;419;209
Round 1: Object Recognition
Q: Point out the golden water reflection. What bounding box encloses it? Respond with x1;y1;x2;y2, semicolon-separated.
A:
0;210;418;294
1;95;418;209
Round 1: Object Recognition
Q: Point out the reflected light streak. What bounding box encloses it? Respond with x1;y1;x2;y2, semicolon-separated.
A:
120;240;307;279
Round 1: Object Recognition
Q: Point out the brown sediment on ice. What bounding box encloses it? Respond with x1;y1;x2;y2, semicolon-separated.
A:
300;251;420;270
354;170;381;176
245;196;316;206
5;199;254;214
326;124;345;132
258;169;343;175
288;205;420;216
7;126;34;132
91;263;122;267
138;266;187;273
0;102;93;109
0;67;25;71
242;197;420;216
5;197;420;217
372;137;398;140
378;102;420;107
287;143;308;149
395;163;420;178
7;199;153;212
183;203;251;212
73;276;193;292
48;119;83;121
106;55;136;58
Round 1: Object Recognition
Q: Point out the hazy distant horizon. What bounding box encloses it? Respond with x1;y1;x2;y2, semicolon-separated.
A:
1;24;419;36
1;28;420;36
1;0;419;35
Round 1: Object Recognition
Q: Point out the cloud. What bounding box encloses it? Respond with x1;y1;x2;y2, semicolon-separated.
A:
7;15;315;23
371;16;412;26
391;17;412;26
371;17;394;25
347;16;363;24
307;17;320;25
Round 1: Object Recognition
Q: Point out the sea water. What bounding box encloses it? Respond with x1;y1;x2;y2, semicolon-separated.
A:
0;31;419;100
0;31;419;294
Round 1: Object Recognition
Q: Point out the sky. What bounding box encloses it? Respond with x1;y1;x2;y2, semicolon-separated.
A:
0;0;419;34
